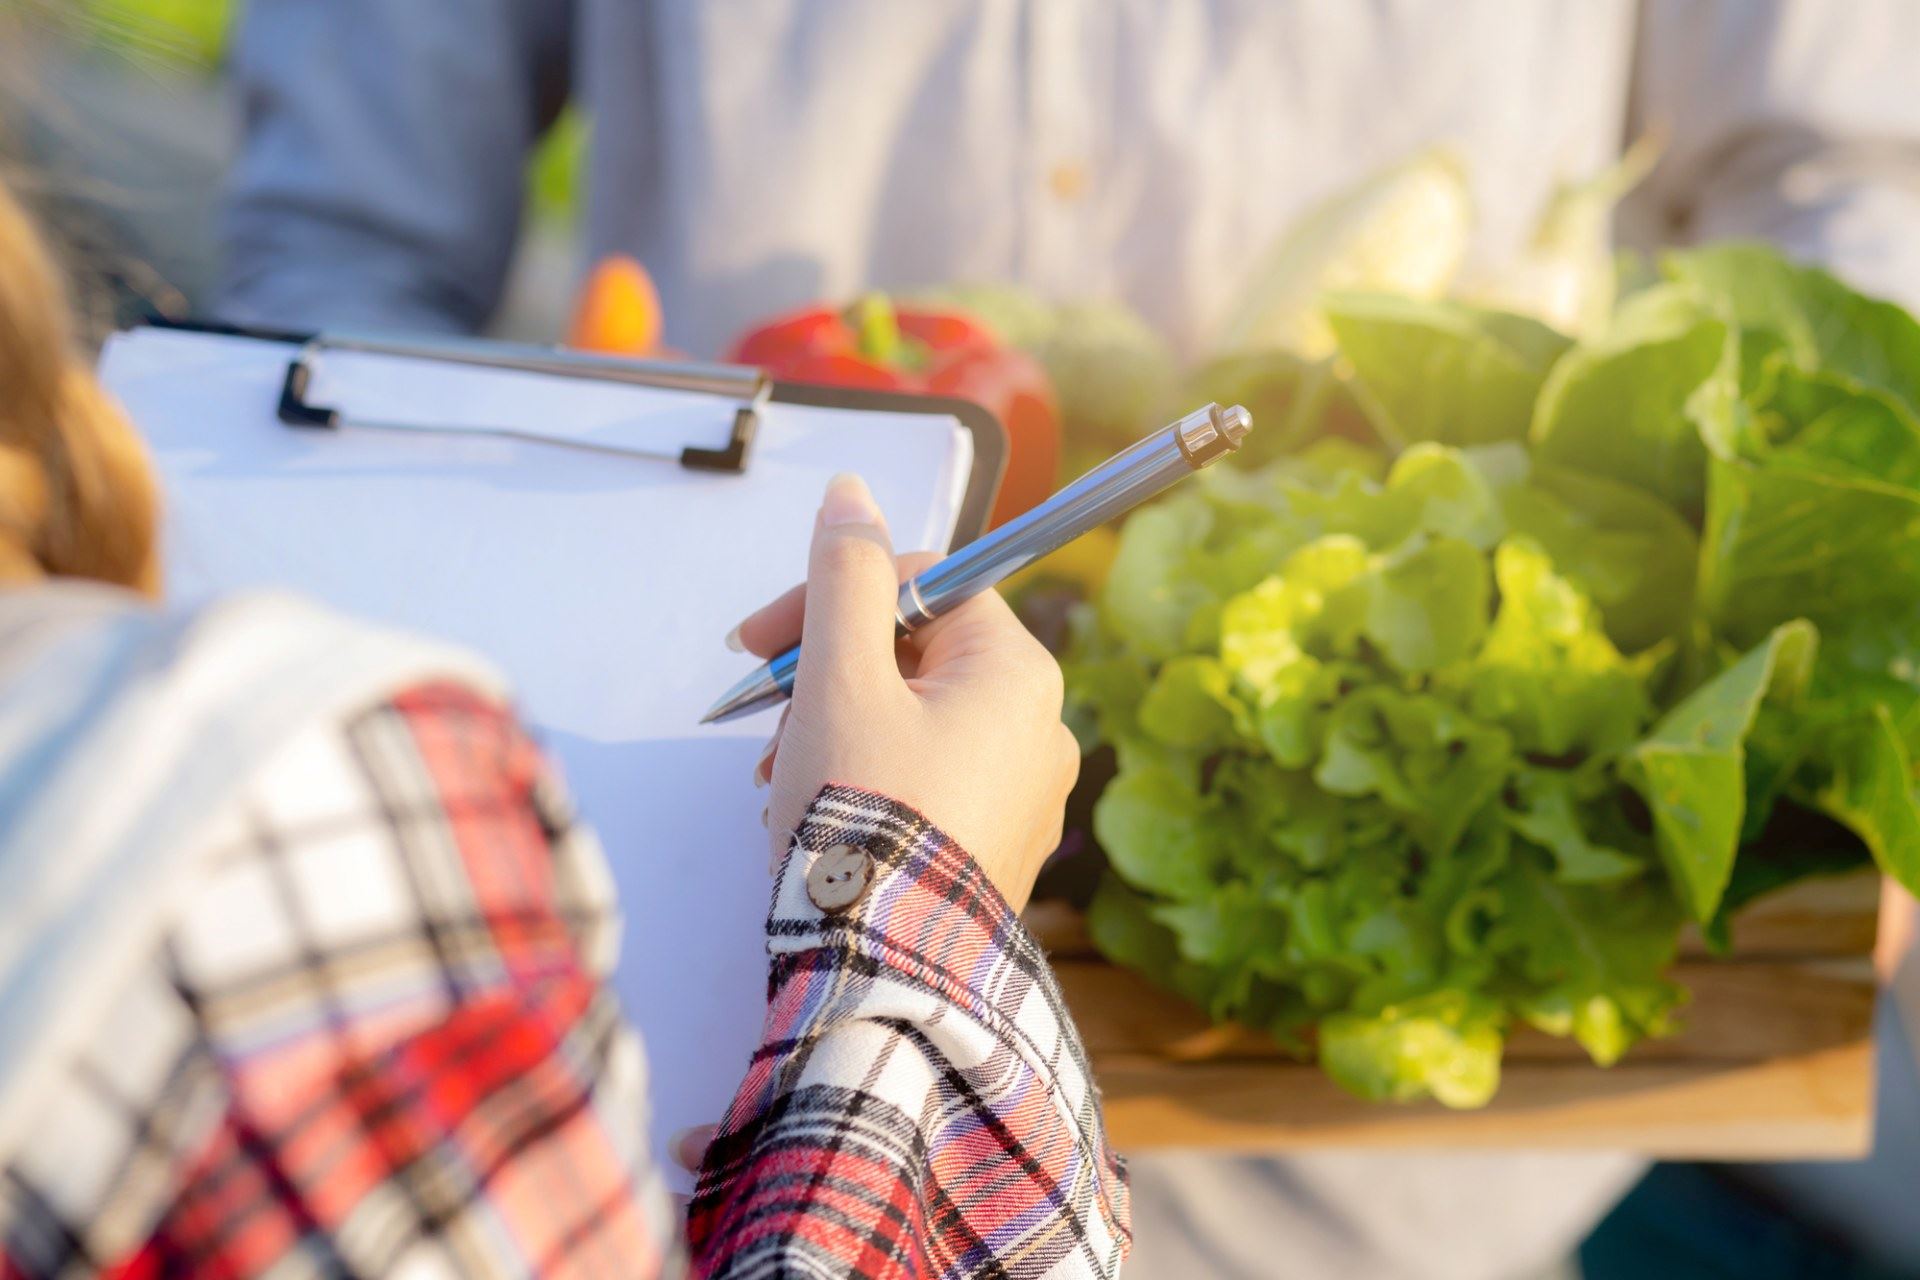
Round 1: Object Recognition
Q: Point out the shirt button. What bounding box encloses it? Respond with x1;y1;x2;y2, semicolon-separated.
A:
807;843;875;913
1048;161;1088;202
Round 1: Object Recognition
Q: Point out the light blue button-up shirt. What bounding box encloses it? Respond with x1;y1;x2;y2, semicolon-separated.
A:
219;0;1920;360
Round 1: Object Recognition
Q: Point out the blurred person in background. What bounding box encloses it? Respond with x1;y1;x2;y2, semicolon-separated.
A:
220;2;1920;352
207;0;1918;1276
0;179;1128;1278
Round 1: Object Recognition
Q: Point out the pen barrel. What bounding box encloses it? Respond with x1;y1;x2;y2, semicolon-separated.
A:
766;644;802;699
718;403;1247;719
896;422;1193;628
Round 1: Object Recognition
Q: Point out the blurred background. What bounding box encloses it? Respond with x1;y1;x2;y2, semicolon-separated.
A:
0;0;579;339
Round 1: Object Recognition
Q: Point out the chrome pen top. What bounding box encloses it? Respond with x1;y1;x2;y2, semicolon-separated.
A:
1177;402;1252;465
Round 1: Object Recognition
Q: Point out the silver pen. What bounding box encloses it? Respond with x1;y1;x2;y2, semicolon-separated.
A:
700;401;1253;724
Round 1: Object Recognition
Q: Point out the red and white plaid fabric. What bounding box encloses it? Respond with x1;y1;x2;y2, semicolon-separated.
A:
692;786;1131;1277
0;682;1128;1279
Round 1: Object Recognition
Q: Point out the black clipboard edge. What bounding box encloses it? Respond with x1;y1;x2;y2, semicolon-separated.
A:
142;315;1008;554
148;315;315;345
768;381;1006;552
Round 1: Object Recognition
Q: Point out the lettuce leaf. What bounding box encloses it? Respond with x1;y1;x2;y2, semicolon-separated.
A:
1098;495;1222;660
1320;991;1506;1108
1754;364;1920;488
1665;243;1920;413
1814;603;1920;760
1362;535;1491;674
1314;688;1512;858
1502;768;1644;885
1530;285;1734;516
1092;762;1226;900
1699;371;1920;648
1138;655;1252;750
1183;349;1378;462
1218;536;1371;686
1624;621;1817;921
1500;463;1699;653
1444;538;1652;759
1793;705;1920;896
1086;873;1240;1015
1326;294;1571;447
1701;466;1920;664
1491;851;1685;1066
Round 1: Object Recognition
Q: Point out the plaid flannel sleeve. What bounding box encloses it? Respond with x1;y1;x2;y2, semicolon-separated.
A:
0;682;680;1280
687;784;1132;1280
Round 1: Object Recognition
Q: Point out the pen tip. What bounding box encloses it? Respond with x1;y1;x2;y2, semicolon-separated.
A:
703;660;790;726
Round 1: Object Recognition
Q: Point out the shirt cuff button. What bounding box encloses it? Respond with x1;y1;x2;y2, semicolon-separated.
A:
807;842;875;913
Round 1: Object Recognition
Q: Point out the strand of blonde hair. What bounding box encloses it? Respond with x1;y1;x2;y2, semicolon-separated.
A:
0;180;159;593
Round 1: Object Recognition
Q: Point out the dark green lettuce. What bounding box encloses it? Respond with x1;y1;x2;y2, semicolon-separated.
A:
1068;243;1920;1106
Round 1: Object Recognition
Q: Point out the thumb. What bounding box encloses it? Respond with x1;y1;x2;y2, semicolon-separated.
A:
800;473;903;694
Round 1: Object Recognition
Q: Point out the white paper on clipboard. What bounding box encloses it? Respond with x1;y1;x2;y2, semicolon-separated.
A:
99;327;975;1172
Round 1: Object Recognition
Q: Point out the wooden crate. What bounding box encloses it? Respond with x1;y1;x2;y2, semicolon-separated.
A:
1026;870;1882;1159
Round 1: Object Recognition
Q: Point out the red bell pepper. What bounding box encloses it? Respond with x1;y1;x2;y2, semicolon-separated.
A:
726;294;1060;527
726;305;859;369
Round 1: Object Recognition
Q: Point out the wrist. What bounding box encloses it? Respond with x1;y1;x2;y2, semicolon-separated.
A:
768;783;1037;1010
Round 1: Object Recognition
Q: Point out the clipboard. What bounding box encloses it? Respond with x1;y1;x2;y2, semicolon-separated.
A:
101;319;1009;1180
151;316;1010;546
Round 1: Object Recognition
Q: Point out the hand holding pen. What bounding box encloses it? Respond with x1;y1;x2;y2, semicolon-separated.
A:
728;472;1081;909
706;402;1253;723
713;404;1252;907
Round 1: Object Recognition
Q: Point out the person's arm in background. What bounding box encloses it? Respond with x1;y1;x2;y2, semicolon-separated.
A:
216;0;573;333
1885;890;1917;1062
1624;0;1920;311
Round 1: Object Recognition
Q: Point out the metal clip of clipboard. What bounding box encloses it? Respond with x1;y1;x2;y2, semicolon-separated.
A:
276;331;774;473
142;312;1011;550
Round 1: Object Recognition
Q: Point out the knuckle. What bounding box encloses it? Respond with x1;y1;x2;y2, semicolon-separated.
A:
1057;725;1082;776
816;529;894;579
1027;648;1066;707
897;550;941;578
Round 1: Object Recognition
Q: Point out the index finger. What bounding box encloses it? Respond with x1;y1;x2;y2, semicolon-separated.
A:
728;550;941;658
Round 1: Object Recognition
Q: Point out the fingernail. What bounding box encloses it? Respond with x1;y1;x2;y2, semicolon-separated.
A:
724;624;745;653
820;473;880;528
752;741;775;787
669;1125;712;1170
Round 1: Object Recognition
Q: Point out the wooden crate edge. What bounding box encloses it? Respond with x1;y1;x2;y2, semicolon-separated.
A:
1094;1043;1875;1160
